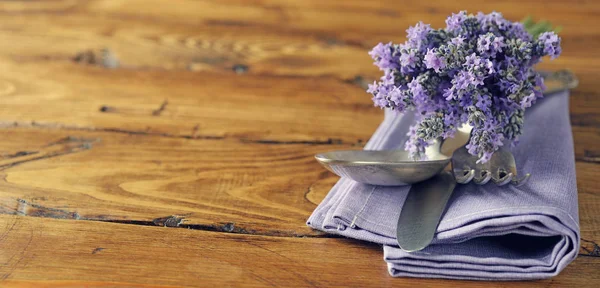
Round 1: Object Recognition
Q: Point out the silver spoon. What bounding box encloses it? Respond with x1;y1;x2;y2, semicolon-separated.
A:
315;125;471;186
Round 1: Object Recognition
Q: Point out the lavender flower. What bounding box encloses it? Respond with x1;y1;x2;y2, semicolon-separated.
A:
537;31;562;59
406;22;432;48
368;42;399;70
366;11;562;162
451;35;466;46
446;11;467;32
424;49;446;72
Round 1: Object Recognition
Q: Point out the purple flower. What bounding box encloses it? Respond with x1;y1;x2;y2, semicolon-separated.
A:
450;35;466;46
380;69;395;85
476;95;492;111
372;85;390;108
508;22;532;41
367;81;378;94
478;33;505;57
478;151;493;164
520;92;537;108
464;53;481;67
366;11;562;163
399;49;420;73
368;42;398;70
491;36;505;52
477;34;492;51
478;11;509;31
408;78;427;100
424;49;446;72
406;22;432;47
446;11;467;32
388;86;408;110
538;32;561;59
535;73;546;91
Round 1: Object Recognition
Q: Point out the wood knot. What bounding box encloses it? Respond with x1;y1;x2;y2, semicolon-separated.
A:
73;48;119;69
152;215;186;227
232;64;249;74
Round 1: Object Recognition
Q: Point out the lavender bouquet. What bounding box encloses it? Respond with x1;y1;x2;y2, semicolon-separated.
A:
367;11;561;163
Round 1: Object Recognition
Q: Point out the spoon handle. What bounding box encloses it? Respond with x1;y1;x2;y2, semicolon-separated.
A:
540;70;578;95
396;171;457;252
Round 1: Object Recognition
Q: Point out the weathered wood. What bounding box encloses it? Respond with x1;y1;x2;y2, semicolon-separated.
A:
0;61;597;150
0;127;598;249
0;0;598;286
0;60;381;145
0;0;597;79
0;215;599;288
0;127;350;236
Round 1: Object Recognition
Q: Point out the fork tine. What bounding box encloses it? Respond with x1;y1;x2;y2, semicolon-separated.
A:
512;173;531;187
492;172;513;186
454;169;475;184
473;170;492;185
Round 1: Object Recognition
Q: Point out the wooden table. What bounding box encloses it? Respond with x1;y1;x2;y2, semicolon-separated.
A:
0;1;598;287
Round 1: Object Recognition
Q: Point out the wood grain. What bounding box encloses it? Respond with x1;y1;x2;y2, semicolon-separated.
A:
0;126;346;236
1;215;600;288
0;127;598;241
0;0;598;287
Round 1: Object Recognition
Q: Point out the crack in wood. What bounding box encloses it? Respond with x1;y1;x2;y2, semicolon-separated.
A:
88;218;338;238
1;151;38;159
14;199;81;220
190;124;200;139
232;64;249;74
0;136;96;171
1;198;337;238
241;138;348;146
91;247;105;254
580;238;600;257
73;48;119;69
152;215;186;227
581;150;600;164
99;105;118;113
152;99;169;116
1;121;357;146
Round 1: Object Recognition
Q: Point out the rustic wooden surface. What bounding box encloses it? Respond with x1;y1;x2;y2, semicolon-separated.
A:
0;0;598;287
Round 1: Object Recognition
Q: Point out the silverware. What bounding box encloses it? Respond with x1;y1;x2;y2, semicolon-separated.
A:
452;145;530;186
396;142;523;252
396;171;456;252
314;149;450;186
314;126;471;186
539;69;578;94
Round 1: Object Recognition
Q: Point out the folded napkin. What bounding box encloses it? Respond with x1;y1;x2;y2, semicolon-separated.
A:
307;90;579;280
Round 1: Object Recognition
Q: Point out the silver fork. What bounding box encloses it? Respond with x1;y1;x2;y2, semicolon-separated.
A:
452;145;530;186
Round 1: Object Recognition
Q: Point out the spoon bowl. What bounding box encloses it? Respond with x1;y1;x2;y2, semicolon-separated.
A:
315;150;450;186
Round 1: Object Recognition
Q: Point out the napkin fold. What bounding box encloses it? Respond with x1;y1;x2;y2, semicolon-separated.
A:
307;90;579;280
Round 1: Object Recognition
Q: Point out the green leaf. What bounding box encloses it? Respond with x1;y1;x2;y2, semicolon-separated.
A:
521;15;562;38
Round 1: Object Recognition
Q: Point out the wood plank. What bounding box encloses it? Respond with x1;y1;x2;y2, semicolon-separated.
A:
0;0;597;145
0;59;597;149
0;127;598;243
0;126;350;236
0;0;597;286
0;60;381;145
0;0;597;80
0;215;599;287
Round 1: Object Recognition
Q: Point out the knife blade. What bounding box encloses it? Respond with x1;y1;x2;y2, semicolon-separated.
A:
396;171;457;252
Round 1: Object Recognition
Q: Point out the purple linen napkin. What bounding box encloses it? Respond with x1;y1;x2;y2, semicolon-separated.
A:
307;90;579;280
